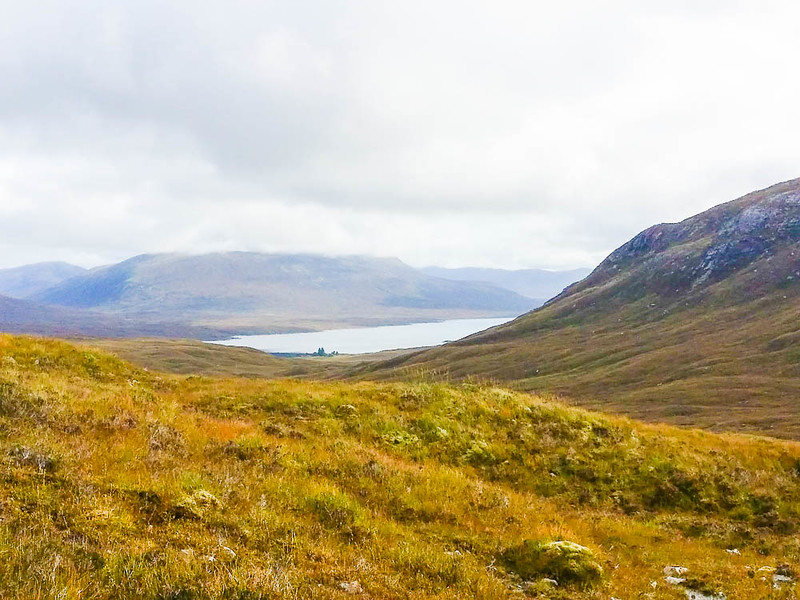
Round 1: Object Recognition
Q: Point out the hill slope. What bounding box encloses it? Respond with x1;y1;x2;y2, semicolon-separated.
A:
421;266;591;302
33;253;536;333
0;261;86;298
0;294;226;339
1;334;799;598
362;178;800;439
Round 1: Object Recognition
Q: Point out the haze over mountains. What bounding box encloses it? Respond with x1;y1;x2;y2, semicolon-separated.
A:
365;178;800;438
0;253;573;338
12;176;800;439
420;266;591;302
0;262;86;298
0;294;217;339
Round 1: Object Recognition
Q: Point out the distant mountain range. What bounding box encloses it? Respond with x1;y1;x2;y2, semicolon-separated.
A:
0;253;580;338
0;293;220;339
363;178;800;439
421;266;591;302
0;262;87;298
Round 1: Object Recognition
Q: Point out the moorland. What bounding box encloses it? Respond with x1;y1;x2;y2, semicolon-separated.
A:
1;334;799;599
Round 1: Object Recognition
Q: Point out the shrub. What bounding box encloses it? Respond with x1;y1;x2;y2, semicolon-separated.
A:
307;491;370;541
381;430;420;449
502;540;603;589
170;489;222;520
462;440;498;467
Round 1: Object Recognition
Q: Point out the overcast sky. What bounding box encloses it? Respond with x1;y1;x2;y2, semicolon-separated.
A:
1;1;798;270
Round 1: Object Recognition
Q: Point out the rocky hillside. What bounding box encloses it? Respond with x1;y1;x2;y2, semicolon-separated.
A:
360;178;800;439
30;253;536;334
563;178;800;305
1;334;799;599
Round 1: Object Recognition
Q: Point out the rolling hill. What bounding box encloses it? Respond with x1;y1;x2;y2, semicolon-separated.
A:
420;266;591;302
0;261;86;298
31;252;537;333
361;178;800;439
1;333;799;599
0;294;226;339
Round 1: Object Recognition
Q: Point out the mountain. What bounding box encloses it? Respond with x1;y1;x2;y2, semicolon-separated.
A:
0;261;86;298
420;266;591;302
0;293;225;339
32;252;537;333
362;178;800;439
1;333;798;598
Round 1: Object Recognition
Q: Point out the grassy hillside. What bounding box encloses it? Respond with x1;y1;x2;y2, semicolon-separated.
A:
1;334;800;598
360;179;800;440
83;338;302;378
84;338;411;380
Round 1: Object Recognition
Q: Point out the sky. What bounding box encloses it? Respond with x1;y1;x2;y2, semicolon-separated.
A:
1;0;799;270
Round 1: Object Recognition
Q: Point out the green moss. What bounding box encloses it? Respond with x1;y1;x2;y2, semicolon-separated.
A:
170;489;222;520
502;540;603;589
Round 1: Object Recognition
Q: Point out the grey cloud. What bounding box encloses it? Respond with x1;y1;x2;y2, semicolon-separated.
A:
0;1;798;269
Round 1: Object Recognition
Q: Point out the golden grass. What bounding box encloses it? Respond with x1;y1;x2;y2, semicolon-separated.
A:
0;334;799;598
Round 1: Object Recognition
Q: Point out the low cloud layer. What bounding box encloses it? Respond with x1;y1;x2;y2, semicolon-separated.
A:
1;1;798;269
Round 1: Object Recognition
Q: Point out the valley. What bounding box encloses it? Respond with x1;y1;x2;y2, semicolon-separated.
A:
4;3;798;598
4;179;800;599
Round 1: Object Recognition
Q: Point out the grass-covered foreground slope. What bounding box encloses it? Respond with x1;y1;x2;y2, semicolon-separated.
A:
85;337;414;381
2;335;800;599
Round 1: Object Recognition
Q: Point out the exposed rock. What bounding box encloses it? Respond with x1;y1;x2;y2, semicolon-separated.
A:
776;564;794;578
773;564;795;586
661;567;726;600
8;446;57;473
684;591;725;600
566;178;800;301
521;578;558;594
338;580;363;594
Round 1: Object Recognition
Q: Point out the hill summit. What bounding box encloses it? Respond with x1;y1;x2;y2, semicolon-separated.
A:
565;177;800;305
364;178;800;439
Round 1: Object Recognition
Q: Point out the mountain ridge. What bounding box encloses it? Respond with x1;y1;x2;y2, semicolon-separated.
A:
0;293;225;339
28;252;538;334
0;261;86;298
359;177;800;439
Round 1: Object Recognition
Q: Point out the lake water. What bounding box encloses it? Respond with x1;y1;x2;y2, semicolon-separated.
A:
210;317;514;355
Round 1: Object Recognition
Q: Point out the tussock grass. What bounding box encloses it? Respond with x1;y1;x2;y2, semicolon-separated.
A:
0;334;799;598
